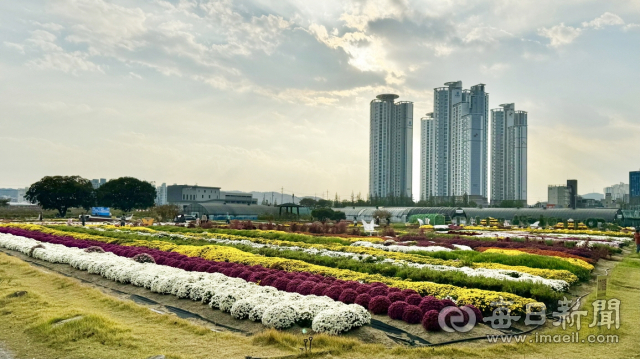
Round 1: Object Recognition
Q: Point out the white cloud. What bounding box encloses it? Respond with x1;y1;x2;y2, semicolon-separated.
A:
308;23;405;84
480;63;509;76
582;12;624;29
127;72;142;79
464;26;514;43
27;51;103;74
4;42;25;54
538;23;582;47
339;0;408;31
32;22;64;32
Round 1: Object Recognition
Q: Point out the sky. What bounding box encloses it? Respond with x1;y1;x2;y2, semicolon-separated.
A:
1;0;639;204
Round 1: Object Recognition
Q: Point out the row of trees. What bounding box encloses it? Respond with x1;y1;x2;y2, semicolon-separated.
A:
25;176;156;217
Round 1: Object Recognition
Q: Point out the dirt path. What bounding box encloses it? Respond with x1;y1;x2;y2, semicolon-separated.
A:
0;344;14;359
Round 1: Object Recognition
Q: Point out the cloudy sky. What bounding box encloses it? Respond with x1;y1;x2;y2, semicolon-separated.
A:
1;0;639;203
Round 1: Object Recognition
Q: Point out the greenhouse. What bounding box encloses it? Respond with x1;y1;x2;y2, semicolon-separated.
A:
182;203;279;220
335;207;624;224
336;207;461;223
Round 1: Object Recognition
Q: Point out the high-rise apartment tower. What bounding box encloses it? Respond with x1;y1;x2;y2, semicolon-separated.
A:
369;94;413;199
491;103;528;205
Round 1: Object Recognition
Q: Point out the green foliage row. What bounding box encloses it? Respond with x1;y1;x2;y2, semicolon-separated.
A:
420;251;591;281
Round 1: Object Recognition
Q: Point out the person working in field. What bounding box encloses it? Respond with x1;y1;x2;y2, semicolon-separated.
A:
635;228;640;254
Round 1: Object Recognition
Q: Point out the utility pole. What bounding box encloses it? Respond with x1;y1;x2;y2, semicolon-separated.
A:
281;187;284;204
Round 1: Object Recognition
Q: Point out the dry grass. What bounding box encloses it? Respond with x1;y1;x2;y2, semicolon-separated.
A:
0;252;290;359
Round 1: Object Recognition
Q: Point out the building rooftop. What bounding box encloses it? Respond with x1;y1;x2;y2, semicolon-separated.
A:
376;94;399;101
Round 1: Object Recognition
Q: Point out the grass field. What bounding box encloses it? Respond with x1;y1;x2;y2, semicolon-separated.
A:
1;250;638;359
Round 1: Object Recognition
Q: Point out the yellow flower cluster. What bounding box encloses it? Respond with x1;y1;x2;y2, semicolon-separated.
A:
461;226;509;231
253;229;385;243
481;248;595;271
473;263;578;284
98;225;157;233
528;228;632;238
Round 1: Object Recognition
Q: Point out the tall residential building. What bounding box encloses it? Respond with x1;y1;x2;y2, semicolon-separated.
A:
604;183;629;201
369;94;413;199
548;185;570;208
490;103;527;205
155;183;167;205
567;179;578;209
420;81;488;201
630;171;640;207
91;178;108;189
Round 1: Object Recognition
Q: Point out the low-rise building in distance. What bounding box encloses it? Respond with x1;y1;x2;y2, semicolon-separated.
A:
167;184;257;210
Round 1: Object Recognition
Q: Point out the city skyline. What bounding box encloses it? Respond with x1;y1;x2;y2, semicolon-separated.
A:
2;1;640;203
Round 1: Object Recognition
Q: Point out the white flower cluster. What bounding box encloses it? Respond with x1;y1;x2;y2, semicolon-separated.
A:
311;304;371;335
378;258;570;291
351;240;472;253
0;233;370;334
465;230;627;247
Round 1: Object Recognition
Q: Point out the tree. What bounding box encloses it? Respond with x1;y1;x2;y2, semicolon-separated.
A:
0;198;10;207
311;208;334;222
311;207;345;222
97;177;156;213
332;210;346;221
299;198;318;208
317;199;332;208
25;176;95;217
154;204;179;222
373;209;392;220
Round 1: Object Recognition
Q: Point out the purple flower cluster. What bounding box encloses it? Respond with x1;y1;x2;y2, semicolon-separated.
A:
400;235;606;261
0;226;480;329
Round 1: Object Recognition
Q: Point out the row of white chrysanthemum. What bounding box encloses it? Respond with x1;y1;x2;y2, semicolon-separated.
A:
461;231;626;247
108;228;567;290
350;240;473;253
378;259;569;291
0;233;370;334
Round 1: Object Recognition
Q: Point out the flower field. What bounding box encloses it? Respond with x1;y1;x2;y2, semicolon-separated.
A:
0;222;628;337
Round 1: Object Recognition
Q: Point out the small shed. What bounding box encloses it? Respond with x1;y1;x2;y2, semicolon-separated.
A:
276;203;302;217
